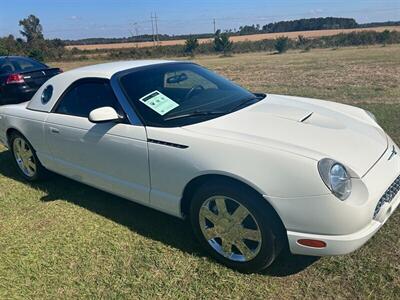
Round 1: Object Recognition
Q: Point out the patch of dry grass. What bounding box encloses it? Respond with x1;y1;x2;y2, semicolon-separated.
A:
196;45;400;104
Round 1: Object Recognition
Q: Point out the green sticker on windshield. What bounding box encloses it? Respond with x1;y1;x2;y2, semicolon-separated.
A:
139;90;179;116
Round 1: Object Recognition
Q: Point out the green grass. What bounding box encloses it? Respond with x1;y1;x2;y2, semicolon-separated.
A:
1;45;400;299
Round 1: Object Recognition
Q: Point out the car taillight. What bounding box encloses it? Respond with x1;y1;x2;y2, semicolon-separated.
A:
59;68;64;73
6;74;25;84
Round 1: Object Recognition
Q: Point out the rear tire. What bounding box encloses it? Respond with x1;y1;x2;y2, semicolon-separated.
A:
9;132;47;182
190;179;285;273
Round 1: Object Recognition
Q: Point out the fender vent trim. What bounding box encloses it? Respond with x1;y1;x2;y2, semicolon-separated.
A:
147;139;188;149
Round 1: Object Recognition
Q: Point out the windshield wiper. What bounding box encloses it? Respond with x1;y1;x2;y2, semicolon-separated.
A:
229;94;266;113
164;110;226;121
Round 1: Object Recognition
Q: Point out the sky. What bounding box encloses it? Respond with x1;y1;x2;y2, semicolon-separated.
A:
0;0;399;40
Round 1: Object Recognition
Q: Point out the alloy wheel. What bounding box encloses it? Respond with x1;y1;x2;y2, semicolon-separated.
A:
13;137;37;178
199;196;262;262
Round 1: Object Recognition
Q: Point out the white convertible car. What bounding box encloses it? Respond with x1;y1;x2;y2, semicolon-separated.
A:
0;60;399;272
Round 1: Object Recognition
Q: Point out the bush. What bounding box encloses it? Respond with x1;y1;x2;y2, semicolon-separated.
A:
28;48;44;61
297;35;310;49
184;36;199;56
214;30;233;56
274;36;289;53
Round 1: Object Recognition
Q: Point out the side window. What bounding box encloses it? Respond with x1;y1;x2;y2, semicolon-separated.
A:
55;80;123;118
164;70;217;89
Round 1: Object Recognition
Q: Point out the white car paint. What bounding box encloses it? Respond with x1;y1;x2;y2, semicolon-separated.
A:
0;60;399;257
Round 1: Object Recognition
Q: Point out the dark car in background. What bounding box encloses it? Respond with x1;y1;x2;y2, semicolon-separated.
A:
0;56;62;105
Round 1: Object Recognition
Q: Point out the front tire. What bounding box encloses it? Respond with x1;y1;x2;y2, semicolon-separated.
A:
190;180;285;273
9;132;46;182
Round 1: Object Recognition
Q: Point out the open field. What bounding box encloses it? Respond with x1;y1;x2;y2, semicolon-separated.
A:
66;26;400;51
1;45;400;299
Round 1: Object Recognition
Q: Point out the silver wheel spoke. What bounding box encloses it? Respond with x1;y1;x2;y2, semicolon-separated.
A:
27;160;36;171
235;240;253;260
204;227;219;240
199;207;219;224
240;228;262;241
25;161;31;172
231;205;249;225
20;139;26;151
221;239;232;254
215;198;228;216
15;140;21;153
24;149;33;158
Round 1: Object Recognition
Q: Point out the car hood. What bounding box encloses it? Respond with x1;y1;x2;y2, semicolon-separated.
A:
185;94;388;177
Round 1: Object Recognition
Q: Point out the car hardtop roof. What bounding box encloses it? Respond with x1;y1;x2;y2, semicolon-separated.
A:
26;59;192;113
64;59;185;79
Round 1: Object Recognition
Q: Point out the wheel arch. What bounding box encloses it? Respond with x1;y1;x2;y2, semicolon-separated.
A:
6;127;24;147
180;174;285;230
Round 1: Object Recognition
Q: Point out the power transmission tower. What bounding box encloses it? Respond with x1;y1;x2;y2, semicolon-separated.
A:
213;18;216;33
150;13;155;46
133;22;139;48
154;13;160;45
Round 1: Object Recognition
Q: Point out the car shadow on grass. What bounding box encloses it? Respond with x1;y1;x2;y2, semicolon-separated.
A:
0;149;318;276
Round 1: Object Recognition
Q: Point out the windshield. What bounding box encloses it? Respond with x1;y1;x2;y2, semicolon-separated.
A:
119;63;263;127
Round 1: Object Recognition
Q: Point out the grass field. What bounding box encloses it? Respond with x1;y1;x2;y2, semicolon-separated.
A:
65;26;400;51
1;45;400;299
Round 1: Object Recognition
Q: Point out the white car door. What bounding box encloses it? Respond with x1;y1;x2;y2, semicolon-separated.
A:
44;79;150;205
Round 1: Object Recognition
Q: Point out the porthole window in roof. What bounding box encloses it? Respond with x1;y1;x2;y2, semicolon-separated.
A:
41;85;53;104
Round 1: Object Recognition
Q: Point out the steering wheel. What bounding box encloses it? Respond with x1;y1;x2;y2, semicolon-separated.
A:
184;85;205;101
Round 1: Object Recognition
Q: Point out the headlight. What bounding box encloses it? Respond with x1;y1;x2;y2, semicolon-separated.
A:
318;158;352;200
365;110;377;123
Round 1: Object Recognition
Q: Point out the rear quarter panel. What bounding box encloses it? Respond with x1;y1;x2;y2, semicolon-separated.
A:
0;104;49;161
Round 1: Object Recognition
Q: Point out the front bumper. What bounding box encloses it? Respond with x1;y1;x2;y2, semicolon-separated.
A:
287;191;400;256
267;135;400;256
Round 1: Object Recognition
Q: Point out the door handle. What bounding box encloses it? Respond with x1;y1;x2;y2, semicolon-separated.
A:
49;127;60;134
